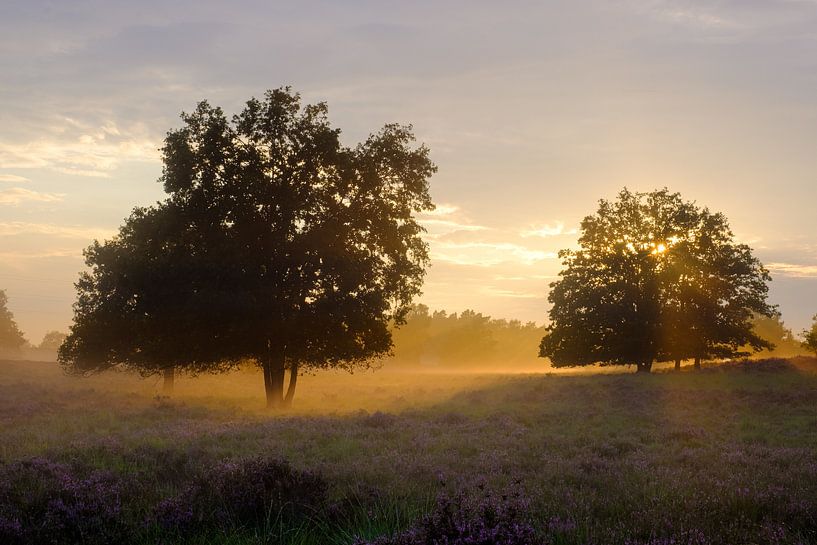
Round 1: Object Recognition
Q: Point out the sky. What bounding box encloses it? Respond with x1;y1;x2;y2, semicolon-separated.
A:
2;0;817;342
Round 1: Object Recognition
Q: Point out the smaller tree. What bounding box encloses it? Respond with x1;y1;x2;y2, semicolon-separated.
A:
39;331;68;353
539;189;775;373
0;290;26;356
803;315;817;357
750;314;804;357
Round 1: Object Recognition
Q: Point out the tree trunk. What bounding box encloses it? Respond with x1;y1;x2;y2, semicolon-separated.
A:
636;360;653;373
163;367;174;394
674;358;681;371
263;345;286;409
283;361;298;408
694;356;701;370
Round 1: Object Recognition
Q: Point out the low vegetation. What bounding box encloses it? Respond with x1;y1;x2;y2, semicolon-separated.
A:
3;357;817;543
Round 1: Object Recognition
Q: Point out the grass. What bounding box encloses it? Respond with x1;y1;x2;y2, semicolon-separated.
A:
2;358;817;543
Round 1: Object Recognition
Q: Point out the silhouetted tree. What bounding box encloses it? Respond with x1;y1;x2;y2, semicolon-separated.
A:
60;88;436;408
0;290;26;356
539;189;774;373
59;205;201;393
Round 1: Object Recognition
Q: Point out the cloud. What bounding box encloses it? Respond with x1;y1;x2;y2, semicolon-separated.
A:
629;1;744;30
0;174;30;183
433;241;557;267
420;219;488;232
659;8;739;29
767;262;817;278
418;202;490;239
421;203;459;216
0;221;115;240
0;187;63;205
479;286;542;299
521;222;577;238
0;120;159;177
0;249;80;260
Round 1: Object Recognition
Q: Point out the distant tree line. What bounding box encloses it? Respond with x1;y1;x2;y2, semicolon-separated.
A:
0;289;66;360
387;305;547;370
386;305;806;372
751;313;807;358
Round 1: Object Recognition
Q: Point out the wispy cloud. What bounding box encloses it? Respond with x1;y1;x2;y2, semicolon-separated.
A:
420;219;488;232
0;187;63;205
418;202;490;239
421;203;460;216
659;8;739;29
0;174;30;183
521;222;577;238
767;262;817;278
0;120;159;177
0;221;115;240
0;249;81;260
479;286;542;299
632;1;744;30
434;241;557;267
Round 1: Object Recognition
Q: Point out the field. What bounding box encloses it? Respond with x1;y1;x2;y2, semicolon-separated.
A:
2;358;817;544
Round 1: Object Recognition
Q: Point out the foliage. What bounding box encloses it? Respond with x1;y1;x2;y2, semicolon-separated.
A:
0;290;26;355
60;87;436;407
540;188;775;371
803;315;817;356
389;305;547;370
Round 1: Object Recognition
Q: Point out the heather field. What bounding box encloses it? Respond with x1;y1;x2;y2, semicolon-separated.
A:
2;358;817;544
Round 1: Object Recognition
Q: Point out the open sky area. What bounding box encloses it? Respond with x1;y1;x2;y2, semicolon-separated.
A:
2;0;817;342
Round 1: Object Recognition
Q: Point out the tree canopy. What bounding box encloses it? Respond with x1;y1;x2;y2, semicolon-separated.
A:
539;188;775;372
59;87;436;407
0;290;26;356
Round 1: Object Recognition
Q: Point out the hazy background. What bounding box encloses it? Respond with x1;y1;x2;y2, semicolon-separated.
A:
2;0;817;342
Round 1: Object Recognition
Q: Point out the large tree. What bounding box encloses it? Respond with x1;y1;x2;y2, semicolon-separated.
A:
0;290;26;356
539;189;774;373
60;88;436;407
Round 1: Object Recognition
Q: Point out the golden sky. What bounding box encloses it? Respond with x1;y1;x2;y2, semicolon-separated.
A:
2;0;817;342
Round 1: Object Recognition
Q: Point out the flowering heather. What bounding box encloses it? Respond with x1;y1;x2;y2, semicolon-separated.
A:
360;483;542;545
0;457;126;544
153;457;328;534
3;358;817;543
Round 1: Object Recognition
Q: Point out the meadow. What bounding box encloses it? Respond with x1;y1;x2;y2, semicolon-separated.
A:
2;358;817;544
